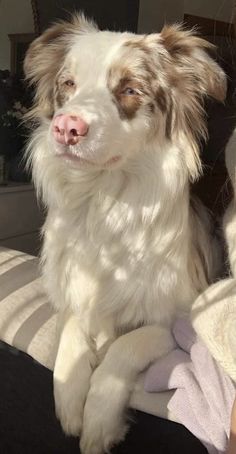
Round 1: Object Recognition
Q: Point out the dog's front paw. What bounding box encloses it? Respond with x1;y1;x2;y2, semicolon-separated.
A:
80;377;128;453
80;413;127;454
54;378;85;436
53;323;96;437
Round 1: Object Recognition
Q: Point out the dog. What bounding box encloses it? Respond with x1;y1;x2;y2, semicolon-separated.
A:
24;14;226;454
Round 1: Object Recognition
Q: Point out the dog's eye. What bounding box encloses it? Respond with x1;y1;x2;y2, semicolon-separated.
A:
122;87;138;96
64;80;75;88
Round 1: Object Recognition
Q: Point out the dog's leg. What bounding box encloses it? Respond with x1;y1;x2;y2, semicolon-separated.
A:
80;324;174;454
54;309;97;436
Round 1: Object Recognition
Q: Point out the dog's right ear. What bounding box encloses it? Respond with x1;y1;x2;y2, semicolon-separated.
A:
24;14;98;120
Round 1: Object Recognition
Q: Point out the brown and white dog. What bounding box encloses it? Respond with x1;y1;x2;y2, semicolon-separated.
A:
24;14;226;454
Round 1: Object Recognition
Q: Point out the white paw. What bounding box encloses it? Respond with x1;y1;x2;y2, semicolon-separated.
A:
53;334;96;437
54;377;85;436
80;414;127;454
80;378;128;453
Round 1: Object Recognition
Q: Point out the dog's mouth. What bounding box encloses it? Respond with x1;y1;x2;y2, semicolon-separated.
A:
57;149;121;167
58;152;93;165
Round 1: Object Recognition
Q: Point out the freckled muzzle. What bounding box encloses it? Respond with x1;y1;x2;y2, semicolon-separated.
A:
52;114;89;146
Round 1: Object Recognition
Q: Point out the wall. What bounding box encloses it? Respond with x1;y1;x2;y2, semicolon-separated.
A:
138;0;184;33
184;0;234;23
138;0;234;33
0;0;34;70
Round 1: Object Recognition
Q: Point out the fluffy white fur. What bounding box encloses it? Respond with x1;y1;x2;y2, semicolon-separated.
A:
24;15;226;454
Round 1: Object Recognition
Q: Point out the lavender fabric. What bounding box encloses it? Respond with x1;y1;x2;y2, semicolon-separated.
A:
144;319;236;454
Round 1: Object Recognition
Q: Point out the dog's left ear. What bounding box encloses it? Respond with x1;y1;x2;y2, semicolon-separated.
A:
24;13;98;120
148;25;227;181
160;24;227;102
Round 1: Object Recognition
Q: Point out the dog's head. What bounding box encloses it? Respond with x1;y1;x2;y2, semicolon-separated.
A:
24;14;226;180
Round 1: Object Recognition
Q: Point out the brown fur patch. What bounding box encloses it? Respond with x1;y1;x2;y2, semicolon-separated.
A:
141;60;157;83
108;52;171;122
54;73;76;108
148;102;155;114
155;87;168;113
24;31;67;118
124;37;151;56
160;24;226;102
164;97;173;140
108;68;143;120
113;83;142;120
24;14;97;121
161;24;211;57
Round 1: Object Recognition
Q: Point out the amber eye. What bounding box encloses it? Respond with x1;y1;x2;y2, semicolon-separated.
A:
64;80;75;88
122;87;138;95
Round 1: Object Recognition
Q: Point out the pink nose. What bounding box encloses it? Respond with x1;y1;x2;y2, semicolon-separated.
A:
52;114;89;145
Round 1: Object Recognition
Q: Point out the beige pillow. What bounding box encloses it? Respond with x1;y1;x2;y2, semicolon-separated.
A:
0;246;174;421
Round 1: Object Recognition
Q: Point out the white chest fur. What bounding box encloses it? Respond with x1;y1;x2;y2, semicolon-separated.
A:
41;155;197;335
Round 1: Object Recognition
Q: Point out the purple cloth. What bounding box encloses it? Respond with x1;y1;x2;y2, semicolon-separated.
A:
144;318;235;454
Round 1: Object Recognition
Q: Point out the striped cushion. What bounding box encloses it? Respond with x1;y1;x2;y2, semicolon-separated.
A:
0;246;174;421
0;247;56;370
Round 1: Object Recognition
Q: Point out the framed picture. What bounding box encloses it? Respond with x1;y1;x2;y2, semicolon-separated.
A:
31;0;40;34
8;33;36;77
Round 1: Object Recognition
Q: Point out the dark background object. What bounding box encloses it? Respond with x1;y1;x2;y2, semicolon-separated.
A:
8;33;36;77
0;340;207;454
32;0;140;33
